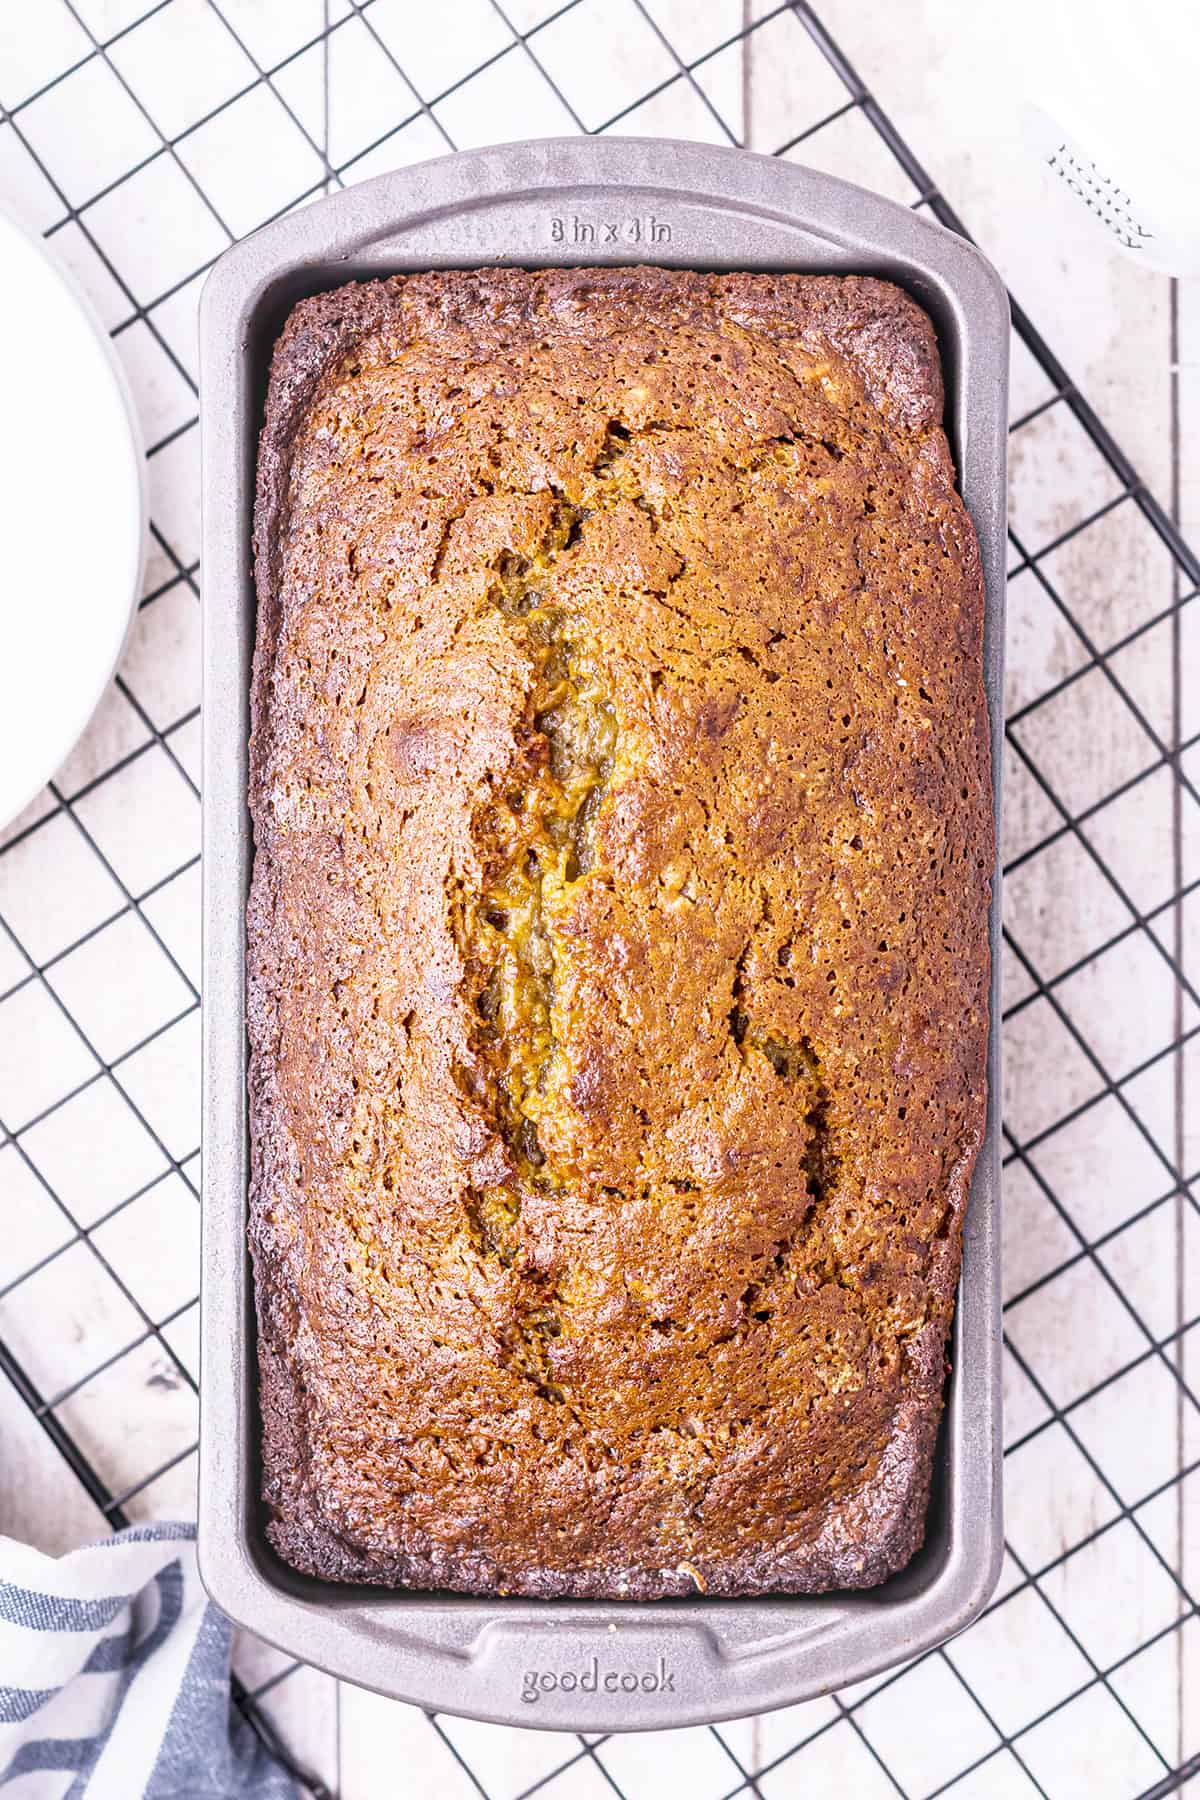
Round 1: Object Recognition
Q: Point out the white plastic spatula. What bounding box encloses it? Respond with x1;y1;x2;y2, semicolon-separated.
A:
0;208;145;829
986;0;1200;275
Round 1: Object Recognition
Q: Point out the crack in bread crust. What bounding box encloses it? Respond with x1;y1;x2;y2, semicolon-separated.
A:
248;268;991;1598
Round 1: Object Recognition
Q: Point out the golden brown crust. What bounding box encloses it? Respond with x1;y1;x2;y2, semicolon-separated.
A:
248;268;991;1597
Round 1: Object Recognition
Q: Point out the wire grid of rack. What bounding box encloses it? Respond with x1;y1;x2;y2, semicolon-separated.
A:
0;0;1196;1795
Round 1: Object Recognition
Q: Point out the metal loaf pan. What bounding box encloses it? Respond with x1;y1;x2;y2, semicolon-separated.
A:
199;137;1008;1732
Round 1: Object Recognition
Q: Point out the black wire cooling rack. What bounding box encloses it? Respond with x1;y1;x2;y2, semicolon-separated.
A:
0;2;1197;1796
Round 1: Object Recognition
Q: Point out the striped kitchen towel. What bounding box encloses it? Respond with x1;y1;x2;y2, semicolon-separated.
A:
0;1524;301;1798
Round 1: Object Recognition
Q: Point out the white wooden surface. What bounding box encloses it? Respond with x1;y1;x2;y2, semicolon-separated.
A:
0;2;1196;1795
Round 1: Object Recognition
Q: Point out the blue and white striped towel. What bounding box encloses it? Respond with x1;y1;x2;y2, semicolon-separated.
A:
0;1524;300;1798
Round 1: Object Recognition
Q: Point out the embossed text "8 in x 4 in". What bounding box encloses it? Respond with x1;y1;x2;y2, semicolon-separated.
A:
550;214;673;244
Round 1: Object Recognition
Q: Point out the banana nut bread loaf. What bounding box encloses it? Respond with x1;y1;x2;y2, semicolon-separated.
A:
248;267;992;1598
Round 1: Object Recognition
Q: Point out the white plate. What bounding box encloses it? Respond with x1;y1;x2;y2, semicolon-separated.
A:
0;208;145;829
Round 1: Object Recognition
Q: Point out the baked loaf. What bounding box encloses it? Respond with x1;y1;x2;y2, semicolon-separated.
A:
248;268;991;1598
